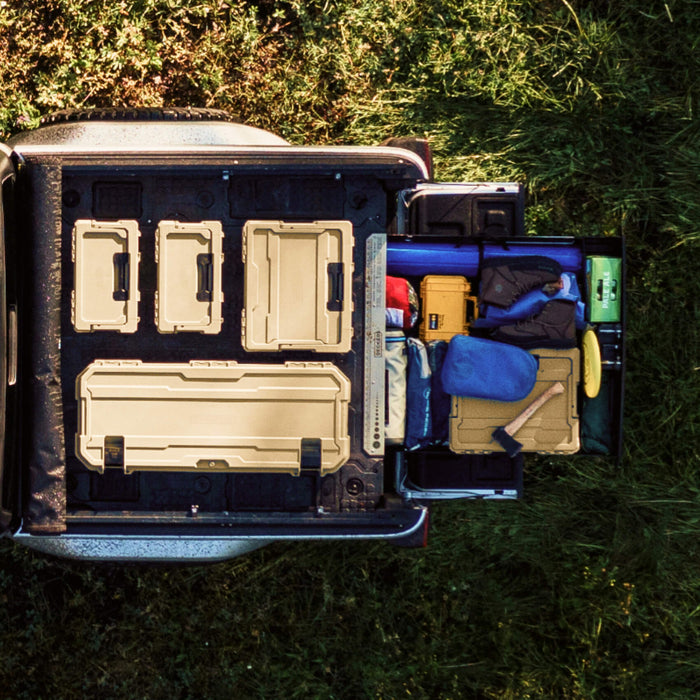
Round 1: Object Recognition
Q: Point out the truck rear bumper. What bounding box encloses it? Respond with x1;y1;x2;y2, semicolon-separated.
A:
11;507;429;562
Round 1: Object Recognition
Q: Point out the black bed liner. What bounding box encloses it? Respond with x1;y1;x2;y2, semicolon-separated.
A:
20;149;426;533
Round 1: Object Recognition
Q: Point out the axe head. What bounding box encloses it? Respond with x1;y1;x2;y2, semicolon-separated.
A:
491;426;522;457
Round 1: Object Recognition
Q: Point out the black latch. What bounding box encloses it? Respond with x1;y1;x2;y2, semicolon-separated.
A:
104;435;125;468
300;438;322;475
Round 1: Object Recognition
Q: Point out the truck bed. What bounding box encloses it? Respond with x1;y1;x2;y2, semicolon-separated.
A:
13;140;624;550
18;146;426;536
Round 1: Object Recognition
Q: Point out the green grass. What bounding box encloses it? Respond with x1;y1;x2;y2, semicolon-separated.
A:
1;0;699;697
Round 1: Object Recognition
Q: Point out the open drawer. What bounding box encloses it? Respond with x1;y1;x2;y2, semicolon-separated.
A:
75;360;351;475
71;219;140;333
242;220;354;352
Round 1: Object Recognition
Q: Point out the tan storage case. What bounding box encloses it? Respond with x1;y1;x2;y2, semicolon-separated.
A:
242;220;354;352
419;275;476;342
154;220;224;334
72;219;140;333
76;360;351;475
449;347;580;455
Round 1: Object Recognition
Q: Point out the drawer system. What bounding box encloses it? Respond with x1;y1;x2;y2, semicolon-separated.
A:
57;172;623;519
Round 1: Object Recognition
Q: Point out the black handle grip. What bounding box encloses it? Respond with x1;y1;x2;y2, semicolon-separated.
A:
196;254;213;302
113;253;130;301
327;262;344;312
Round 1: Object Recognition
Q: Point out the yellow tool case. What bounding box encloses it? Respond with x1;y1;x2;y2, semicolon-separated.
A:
418;275;476;342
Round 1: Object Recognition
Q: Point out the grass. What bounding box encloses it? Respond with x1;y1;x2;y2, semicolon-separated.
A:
1;0;699;697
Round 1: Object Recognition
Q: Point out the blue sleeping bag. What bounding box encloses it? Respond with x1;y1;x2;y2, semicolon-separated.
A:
474;272;586;329
441;335;538;402
427;340;451;444
405;338;432;450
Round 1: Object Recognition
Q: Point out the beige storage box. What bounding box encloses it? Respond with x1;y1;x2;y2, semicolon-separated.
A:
154;220;224;334
72;219;140;333
242;220;354;352
76;360;351;475
419;275;477;342
449;347;580;455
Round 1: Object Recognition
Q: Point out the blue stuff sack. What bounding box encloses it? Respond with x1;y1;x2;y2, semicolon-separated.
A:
427;340;450;444
473;272;586;330
441;335;538;402
405;338;432;450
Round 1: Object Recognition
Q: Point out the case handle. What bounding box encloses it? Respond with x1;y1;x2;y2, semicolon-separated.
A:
112;253;130;301
327;262;344;312
196;254;213;302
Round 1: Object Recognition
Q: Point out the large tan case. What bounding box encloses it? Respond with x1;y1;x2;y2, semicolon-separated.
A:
76;360;351;475
154;220;224;334
72;219;141;333
449;347;580;455
242;220;354;352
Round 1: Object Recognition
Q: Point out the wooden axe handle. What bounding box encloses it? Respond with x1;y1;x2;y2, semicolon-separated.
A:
503;382;566;437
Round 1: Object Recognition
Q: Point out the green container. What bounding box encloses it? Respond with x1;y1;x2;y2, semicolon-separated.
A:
586;257;621;322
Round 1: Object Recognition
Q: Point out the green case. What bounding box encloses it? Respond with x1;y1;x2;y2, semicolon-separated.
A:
586;257;621;322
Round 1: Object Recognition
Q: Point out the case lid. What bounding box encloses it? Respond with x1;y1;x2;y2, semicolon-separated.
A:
72;219;140;333
76;360;351;475
449;347;580;455
154;220;224;334
242;220;354;352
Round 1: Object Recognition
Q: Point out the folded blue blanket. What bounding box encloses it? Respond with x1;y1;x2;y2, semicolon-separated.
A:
441;335;538;401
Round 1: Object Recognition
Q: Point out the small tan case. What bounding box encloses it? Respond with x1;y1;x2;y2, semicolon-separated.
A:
154;220;224;334
72;219;141;333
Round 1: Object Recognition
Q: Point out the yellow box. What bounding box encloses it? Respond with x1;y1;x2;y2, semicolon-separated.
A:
419;275;477;342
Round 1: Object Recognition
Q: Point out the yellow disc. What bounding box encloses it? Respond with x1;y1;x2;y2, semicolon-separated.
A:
582;329;602;398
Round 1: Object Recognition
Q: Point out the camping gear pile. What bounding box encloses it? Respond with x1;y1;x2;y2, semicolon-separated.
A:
385;253;622;456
